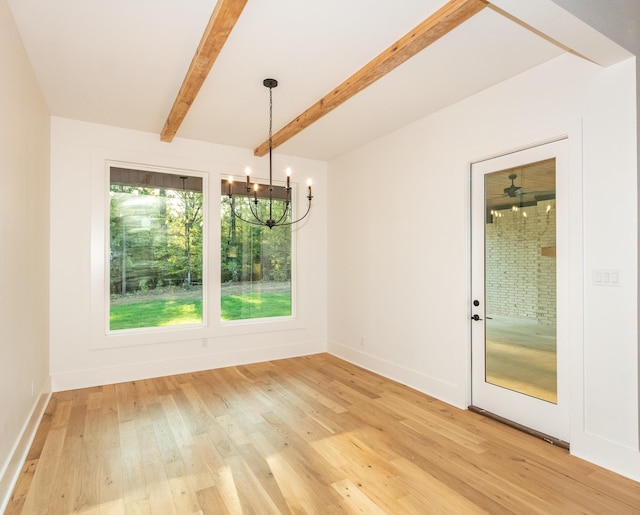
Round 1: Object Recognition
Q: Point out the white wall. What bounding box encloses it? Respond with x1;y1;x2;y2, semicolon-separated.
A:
0;0;50;508
49;117;327;390
550;0;640;475
327;53;640;480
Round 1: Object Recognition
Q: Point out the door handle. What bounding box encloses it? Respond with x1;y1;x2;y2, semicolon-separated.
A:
471;314;483;321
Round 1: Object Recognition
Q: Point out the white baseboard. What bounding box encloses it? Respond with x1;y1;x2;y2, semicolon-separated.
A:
327;340;465;409
51;340;325;391
571;431;640;482
0;381;51;514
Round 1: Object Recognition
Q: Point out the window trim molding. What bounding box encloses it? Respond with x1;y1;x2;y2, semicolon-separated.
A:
91;158;212;349
89;153;306;351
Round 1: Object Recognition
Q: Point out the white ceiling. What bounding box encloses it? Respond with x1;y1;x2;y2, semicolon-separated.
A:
7;0;564;160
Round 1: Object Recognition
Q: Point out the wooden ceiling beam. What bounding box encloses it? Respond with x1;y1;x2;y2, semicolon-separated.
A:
254;0;488;156
161;0;248;142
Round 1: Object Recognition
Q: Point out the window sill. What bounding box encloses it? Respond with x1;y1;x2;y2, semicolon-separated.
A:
92;317;306;350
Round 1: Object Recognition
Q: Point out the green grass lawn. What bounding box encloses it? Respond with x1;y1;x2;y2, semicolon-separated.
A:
110;293;291;330
221;293;291;321
110;298;203;330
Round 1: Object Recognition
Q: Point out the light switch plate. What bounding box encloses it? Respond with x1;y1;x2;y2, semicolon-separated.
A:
593;269;620;287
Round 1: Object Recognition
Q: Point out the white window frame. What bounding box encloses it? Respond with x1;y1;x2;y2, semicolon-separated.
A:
219;173;298;326
107;164;208;334
89;158;304;350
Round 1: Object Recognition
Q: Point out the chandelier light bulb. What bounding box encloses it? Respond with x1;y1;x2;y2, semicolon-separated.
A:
227;175;234;196
245;166;251;189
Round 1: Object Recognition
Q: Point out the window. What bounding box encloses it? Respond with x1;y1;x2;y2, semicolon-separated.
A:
220;180;292;321
109;167;204;331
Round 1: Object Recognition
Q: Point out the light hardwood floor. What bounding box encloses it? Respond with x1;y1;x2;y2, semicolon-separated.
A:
7;354;640;514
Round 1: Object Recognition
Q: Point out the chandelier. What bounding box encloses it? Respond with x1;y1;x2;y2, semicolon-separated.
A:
226;78;313;229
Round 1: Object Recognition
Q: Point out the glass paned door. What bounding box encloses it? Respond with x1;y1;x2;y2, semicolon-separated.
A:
484;160;557;403
471;140;569;442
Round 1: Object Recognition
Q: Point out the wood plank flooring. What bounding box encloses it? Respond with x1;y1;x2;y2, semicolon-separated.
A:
6;353;640;514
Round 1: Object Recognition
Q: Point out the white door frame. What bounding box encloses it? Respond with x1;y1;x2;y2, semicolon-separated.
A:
470;138;571;442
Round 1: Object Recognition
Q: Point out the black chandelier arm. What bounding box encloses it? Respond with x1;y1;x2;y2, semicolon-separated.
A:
227;194;311;229
269;200;292;227
249;196;289;227
247;195;266;225
267;197;312;228
227;194;268;227
272;187;293;225
228;195;288;228
229;202;269;227
245;193;290;228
